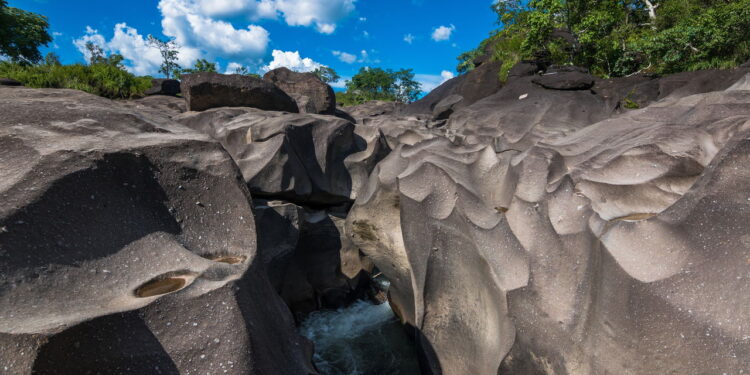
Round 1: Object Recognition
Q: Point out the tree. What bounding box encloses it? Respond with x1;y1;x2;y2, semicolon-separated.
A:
147;35;180;79
313;66;340;84
0;1;52;63
181;58;217;74
337;67;422;106
85;42;106;65
43;52;61;66
459;0;750;79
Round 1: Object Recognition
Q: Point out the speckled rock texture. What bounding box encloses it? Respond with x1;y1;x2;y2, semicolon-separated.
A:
0;87;312;375
346;67;750;375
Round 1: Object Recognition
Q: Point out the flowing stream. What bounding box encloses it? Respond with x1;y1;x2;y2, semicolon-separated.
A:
299;300;422;375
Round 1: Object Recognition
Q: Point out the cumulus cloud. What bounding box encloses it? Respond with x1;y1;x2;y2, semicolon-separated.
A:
431;24;455;42
190;0;355;34
159;0;270;60
73;23;201;76
415;70;455;92
403;33;415;44
260;49;323;73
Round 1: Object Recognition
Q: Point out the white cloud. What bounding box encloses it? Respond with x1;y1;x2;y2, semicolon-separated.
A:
260;49;323;73
403;33;414;44
329;76;349;89
431;24;455;42
225;62;245;74
159;0;270;60
74;23;201;76
332;49;372;64
332;50;357;64
362;30;369;38
415;70;455;93
358;17;367;22
190;0;355;34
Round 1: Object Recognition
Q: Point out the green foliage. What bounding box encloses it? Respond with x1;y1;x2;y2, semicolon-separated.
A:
0;59;152;99
0;2;52;63
147;35;180;79
336;67;422;106
181;59;218;76
459;0;750;80
313;66;340;83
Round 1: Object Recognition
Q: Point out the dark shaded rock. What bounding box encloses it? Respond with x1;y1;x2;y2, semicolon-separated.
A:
0;78;22;86
401;60;503;116
507;60;542;79
145;78;181;96
592;73;660;111
741;58;750;68
0;87;311;374
532;70;595;90
657;67;750;99
180;72;298;113
263;67;336;115
432;94;463;120
254;200;372;318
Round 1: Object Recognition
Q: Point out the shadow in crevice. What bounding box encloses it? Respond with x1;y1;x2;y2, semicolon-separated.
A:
0;153;181;278
32;311;180;375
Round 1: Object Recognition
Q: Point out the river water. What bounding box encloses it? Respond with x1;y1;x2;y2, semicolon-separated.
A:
299;300;422;375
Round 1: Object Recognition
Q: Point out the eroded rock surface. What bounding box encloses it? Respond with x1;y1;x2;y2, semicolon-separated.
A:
0;87;311;374
346;71;750;374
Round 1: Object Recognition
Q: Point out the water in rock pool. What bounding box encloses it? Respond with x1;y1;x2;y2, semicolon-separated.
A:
299;300;422;375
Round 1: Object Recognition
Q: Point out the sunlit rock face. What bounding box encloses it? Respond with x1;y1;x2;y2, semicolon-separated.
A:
347;70;750;374
0;87;312;374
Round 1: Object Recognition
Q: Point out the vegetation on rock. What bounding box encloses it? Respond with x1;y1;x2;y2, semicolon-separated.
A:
459;0;750;79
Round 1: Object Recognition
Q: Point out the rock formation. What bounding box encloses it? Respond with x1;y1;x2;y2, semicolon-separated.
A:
180;72;299;113
2;61;750;375
263;67;336;115
346;63;750;374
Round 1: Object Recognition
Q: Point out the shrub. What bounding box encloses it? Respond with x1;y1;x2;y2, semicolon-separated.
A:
0;61;152;99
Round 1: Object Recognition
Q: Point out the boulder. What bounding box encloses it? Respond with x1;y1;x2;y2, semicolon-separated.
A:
532;69;596;90
0;78;22;86
263;67;336;115
144;78;181;96
0;87;312;374
347;75;750;375
180;72;298;113
506;60;542;79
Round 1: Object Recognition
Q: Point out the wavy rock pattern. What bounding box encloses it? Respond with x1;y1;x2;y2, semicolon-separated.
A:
347;72;750;374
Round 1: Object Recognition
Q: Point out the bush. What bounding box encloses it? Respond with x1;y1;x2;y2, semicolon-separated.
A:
0;61;152;99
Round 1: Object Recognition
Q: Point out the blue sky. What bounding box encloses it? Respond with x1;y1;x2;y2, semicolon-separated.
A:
9;0;498;92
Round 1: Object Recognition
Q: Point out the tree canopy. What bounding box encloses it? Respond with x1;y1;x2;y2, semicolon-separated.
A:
336;67;422;106
458;0;750;79
0;1;52;63
313;66;340;84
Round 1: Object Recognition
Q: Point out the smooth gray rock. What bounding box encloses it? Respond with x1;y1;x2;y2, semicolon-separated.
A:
180;72;298;113
0;87;311;374
263;67;336;115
